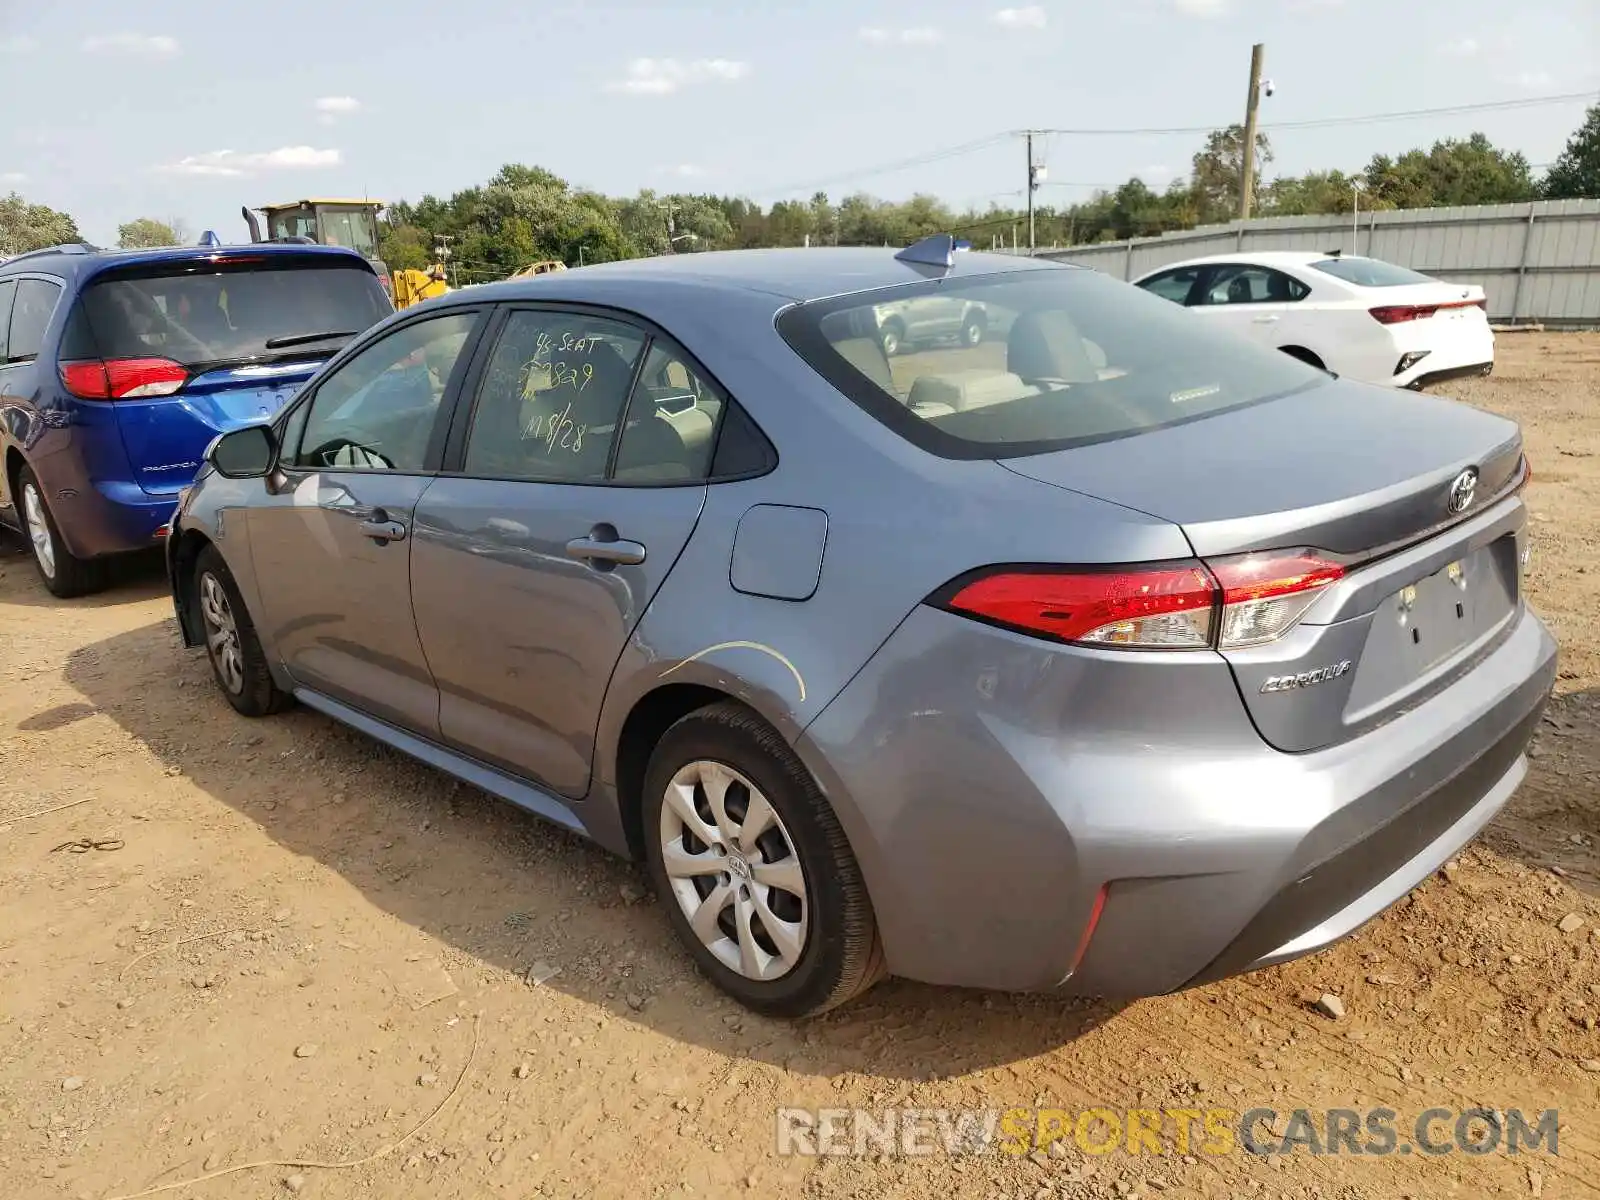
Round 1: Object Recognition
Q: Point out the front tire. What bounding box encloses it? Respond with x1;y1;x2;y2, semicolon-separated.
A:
193;544;291;718
17;465;107;598
879;321;904;358
961;312;986;347
642;702;885;1018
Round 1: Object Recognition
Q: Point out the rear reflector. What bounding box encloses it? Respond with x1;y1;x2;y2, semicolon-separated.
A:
60;357;189;400
936;550;1345;651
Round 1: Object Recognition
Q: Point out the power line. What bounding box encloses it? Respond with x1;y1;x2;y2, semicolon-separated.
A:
1036;91;1597;136
757;90;1593;197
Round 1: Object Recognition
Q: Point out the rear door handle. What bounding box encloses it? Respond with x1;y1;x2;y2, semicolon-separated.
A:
1252;314;1280;324
566;534;646;566
358;518;407;542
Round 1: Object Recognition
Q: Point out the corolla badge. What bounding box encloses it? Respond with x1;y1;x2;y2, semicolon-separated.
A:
1260;660;1352;694
1447;467;1479;515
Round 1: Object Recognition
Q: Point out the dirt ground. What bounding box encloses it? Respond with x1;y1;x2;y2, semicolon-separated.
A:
2;334;1598;1200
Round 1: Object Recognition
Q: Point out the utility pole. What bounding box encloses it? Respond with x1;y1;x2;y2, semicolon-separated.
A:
1021;131;1046;254
1239;42;1265;220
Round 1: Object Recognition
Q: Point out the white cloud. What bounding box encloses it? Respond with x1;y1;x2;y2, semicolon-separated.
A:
0;35;39;53
1512;69;1554;89
661;164;706;178
314;96;361;126
992;6;1047;28
1440;36;1480;56
859;26;943;44
82;33;180;57
1172;0;1230;15
1;172;27;185
606;57;750;95
155;146;341;178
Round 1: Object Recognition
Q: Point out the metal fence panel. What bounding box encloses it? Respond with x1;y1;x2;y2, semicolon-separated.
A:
1035;199;1600;326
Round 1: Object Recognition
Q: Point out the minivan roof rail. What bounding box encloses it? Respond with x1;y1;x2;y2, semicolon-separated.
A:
0;241;101;266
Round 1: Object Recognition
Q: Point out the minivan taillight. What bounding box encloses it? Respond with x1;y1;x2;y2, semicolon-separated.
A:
60;357;189;400
937;550;1345;651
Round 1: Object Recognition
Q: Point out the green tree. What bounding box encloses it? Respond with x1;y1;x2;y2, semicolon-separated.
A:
0;192;80;255
1542;102;1600;199
1363;133;1535;209
117;217;178;248
1190;125;1273;223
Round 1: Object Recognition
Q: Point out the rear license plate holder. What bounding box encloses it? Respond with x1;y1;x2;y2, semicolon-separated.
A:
1385;542;1514;675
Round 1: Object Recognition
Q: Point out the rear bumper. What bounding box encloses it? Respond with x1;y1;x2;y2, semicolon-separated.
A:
31;459;180;560
1390;325;1495;388
797;600;1556;996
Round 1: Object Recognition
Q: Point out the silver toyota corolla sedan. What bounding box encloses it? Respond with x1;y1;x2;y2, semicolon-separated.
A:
166;237;1556;1018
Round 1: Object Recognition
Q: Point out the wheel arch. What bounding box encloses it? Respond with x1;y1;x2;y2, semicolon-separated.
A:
170;526;215;646
612;682;755;861
1278;344;1326;370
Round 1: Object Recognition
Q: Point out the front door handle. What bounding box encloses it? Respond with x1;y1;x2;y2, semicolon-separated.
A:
358;518;407;542
1252;314;1280;324
566;534;646;566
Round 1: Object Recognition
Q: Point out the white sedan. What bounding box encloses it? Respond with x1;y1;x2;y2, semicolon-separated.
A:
1129;251;1494;389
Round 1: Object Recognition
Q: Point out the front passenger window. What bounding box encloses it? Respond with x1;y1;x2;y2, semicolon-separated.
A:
294;311;478;472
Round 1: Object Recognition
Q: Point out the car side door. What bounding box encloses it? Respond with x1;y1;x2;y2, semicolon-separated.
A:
410;304;742;799
1189;264;1309;348
244;306;489;735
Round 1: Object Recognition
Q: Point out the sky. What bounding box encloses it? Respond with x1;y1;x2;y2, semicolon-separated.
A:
1;0;1596;247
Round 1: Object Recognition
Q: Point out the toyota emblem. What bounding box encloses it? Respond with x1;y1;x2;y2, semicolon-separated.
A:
1447;467;1479;515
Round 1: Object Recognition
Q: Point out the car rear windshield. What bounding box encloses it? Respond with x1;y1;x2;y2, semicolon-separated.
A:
775;265;1326;459
1309;257;1434;287
76;258;392;367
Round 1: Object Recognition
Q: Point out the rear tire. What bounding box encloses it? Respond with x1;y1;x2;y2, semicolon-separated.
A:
961;312;986;347
193;544;291;718
642;701;886;1018
17;466;108;599
879;321;904;358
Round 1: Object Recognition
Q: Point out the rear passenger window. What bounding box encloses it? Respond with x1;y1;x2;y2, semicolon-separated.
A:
7;278;63;363
612;341;725;483
463;310;647;483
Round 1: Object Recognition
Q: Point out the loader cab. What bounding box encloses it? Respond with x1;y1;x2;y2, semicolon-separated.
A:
259;200;381;259
249;199;393;301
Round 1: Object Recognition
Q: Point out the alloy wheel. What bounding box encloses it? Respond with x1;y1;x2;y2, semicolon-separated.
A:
658;759;809;982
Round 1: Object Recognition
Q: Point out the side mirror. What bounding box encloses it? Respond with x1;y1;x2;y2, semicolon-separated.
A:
208;423;277;478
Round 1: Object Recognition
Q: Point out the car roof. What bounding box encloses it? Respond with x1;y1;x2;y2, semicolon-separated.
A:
0;241;373;283
448;247;1073;307
1137;250;1354;274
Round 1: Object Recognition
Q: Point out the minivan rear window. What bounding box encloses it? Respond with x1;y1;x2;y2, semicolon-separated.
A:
77;258;392;368
775;266;1325;460
1309;257;1434;287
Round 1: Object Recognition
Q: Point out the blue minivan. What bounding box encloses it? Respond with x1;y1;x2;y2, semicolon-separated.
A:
0;240;392;596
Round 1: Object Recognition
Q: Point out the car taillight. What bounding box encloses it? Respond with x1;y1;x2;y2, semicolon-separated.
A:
936;550;1344;652
941;563;1217;649
59;357;189;400
1207;551;1346;649
1369;305;1437;324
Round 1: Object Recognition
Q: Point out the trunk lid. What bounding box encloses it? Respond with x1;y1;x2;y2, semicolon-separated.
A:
1002;378;1528;752
112;360;325;495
